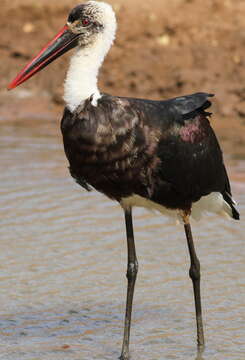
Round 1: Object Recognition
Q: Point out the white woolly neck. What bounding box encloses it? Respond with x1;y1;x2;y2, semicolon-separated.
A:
64;4;116;112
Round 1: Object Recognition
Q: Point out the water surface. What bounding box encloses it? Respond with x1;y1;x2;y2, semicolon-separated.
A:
0;118;244;360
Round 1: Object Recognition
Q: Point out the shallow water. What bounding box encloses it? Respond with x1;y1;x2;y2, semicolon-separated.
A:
0;118;244;360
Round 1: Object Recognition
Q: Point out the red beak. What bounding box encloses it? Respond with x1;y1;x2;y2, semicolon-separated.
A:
8;25;79;90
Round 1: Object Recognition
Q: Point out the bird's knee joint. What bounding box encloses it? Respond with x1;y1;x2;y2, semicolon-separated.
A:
189;260;200;281
126;261;138;281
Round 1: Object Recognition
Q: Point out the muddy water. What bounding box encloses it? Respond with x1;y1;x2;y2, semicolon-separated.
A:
0;117;244;360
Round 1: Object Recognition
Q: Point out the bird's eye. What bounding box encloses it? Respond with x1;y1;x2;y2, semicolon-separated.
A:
82;18;91;27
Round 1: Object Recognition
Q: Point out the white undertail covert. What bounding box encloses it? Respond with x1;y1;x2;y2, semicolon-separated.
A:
121;192;234;222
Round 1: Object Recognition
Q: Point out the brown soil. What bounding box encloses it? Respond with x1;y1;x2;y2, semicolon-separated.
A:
1;0;245;158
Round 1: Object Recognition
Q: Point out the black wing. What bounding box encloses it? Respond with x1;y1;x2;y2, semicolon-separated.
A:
122;93;239;219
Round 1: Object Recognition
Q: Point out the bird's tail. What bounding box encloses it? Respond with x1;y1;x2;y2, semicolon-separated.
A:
222;191;240;220
221;165;240;220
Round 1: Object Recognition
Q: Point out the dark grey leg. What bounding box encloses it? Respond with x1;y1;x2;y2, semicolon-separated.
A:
120;207;138;360
183;212;205;348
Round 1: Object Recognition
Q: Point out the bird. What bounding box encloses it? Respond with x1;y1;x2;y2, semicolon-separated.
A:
8;1;240;359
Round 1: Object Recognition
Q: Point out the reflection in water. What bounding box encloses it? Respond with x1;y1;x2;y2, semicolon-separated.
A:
196;346;205;360
0;121;244;360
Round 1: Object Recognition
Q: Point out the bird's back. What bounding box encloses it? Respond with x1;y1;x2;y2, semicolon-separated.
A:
61;92;239;219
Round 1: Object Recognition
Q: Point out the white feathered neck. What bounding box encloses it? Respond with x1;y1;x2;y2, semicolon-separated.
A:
64;2;116;112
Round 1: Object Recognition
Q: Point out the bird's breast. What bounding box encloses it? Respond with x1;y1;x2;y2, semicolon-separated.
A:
60;102;161;200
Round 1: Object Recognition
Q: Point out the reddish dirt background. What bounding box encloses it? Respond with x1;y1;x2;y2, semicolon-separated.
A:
0;0;245;161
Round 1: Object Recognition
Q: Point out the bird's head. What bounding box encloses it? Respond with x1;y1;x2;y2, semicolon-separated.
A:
8;1;116;90
67;1;116;47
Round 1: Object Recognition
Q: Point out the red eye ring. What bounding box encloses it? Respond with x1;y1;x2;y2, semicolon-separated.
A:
82;18;90;27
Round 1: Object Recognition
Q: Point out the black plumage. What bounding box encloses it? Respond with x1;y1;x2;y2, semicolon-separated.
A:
61;92;239;219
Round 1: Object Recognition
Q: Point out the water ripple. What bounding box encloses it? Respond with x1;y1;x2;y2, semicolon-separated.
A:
0;123;244;360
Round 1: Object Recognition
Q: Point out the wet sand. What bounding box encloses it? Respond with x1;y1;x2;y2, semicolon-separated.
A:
0;110;244;360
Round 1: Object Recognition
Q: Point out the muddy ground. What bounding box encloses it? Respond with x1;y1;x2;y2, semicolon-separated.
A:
0;0;245;159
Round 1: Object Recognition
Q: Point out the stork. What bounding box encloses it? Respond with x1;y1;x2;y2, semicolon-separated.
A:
8;1;239;359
